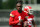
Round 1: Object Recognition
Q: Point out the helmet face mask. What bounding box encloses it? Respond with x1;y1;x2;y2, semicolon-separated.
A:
29;9;33;14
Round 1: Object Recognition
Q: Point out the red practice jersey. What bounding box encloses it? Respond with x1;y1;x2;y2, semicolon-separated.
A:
9;10;28;27
27;15;34;27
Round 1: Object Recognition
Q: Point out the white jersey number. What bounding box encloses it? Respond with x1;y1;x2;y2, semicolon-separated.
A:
17;16;21;25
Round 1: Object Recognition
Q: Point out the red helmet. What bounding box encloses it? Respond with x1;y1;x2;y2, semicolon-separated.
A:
24;6;33;14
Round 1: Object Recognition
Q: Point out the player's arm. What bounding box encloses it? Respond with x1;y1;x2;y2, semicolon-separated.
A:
9;16;19;25
32;20;36;27
9;11;19;25
24;15;28;27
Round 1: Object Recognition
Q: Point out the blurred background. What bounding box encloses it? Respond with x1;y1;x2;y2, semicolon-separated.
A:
0;0;40;27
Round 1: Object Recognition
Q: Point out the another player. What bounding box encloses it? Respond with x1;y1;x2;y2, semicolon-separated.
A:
24;6;36;27
9;1;28;27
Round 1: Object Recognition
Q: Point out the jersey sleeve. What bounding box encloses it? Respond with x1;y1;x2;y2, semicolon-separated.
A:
24;12;28;21
9;11;19;25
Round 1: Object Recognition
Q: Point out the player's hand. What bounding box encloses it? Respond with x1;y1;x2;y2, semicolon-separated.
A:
24;21;28;27
24;21;28;25
19;19;23;22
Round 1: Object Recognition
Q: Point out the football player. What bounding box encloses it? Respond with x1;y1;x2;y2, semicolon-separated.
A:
9;1;28;27
24;6;36;27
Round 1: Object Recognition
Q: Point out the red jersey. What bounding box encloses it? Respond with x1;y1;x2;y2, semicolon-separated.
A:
9;10;28;27
27;15;34;27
